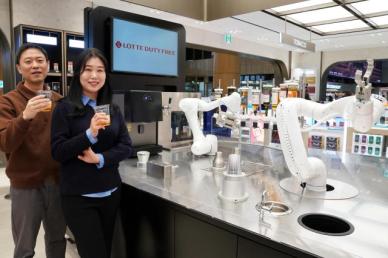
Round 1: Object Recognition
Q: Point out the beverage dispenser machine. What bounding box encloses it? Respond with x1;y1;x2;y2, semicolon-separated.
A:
158;92;201;149
113;90;163;156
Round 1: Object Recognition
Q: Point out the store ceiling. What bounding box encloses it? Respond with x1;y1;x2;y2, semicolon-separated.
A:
266;0;388;35
113;0;388;52
123;0;306;20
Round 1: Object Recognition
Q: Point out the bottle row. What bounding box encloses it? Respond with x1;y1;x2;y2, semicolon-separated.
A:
213;80;304;116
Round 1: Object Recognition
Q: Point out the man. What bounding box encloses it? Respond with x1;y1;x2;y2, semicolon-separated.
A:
0;43;66;258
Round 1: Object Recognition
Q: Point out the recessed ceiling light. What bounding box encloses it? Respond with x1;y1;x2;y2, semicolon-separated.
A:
382;40;387;43
369;15;388;26
351;0;388;15
287;6;353;24
313;20;368;33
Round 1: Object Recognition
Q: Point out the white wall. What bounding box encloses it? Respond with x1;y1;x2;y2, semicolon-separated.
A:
12;0;91;33
0;0;11;44
291;51;322;99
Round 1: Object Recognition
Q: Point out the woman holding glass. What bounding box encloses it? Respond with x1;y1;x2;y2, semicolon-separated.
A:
51;48;132;258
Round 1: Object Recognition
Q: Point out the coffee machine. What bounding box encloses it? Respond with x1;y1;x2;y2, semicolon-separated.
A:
113;90;163;157
158;92;201;149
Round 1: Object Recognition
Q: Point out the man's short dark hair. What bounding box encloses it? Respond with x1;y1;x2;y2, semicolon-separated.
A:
16;43;48;65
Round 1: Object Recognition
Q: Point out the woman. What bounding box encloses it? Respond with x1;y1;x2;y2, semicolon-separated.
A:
51;48;132;258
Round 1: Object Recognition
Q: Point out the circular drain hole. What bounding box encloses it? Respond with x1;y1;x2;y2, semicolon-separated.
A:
326;184;334;192
298;213;354;236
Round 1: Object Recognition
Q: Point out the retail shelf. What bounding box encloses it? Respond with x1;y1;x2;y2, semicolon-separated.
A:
309;126;344;133
372;125;388;130
47;72;62;77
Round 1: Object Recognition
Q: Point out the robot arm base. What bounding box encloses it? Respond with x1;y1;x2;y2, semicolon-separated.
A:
191;135;218;156
304;157;327;192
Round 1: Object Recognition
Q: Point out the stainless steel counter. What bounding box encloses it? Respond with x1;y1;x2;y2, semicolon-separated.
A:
119;141;388;258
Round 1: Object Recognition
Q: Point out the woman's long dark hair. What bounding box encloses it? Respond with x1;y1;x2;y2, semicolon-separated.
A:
67;48;113;116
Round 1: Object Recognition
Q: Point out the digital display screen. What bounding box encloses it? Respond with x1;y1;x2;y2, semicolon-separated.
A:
112;18;178;76
328;60;382;83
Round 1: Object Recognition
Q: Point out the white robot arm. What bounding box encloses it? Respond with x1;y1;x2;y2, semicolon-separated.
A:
276;60;386;191
179;92;241;156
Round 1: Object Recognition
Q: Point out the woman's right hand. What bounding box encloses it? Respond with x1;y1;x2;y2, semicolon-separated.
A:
90;113;109;137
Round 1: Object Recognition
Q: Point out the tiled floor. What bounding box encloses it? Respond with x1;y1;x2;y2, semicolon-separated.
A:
0;176;80;258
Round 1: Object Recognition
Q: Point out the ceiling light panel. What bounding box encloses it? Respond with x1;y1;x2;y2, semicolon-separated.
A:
272;0;333;13
287;6;353;24
369;15;388;26
312;19;369;33
351;0;388;15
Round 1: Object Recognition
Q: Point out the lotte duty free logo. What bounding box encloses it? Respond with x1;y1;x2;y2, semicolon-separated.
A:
115;41;122;48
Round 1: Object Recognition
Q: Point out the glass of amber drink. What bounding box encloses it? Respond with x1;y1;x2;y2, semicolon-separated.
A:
37;90;52;112
93;104;111;126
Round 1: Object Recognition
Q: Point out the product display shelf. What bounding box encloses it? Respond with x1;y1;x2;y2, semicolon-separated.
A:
64;32;84;96
302;116;344;151
346;126;388;157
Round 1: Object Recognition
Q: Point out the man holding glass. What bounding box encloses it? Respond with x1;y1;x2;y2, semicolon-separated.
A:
0;43;66;258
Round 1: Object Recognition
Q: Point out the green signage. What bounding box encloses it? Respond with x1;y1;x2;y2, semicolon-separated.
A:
224;33;232;44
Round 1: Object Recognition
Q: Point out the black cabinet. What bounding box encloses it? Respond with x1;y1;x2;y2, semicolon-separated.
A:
121;184;174;258
237;237;293;258
121;184;318;258
175;212;236;258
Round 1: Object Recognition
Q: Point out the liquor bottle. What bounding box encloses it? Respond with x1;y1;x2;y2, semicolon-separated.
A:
279;83;288;101
287;83;299;98
240;86;249;114
261;84;272;114
271;87;280;113
251;87;261;112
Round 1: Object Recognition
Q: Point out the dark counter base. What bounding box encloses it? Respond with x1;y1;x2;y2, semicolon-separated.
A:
121;184;319;258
